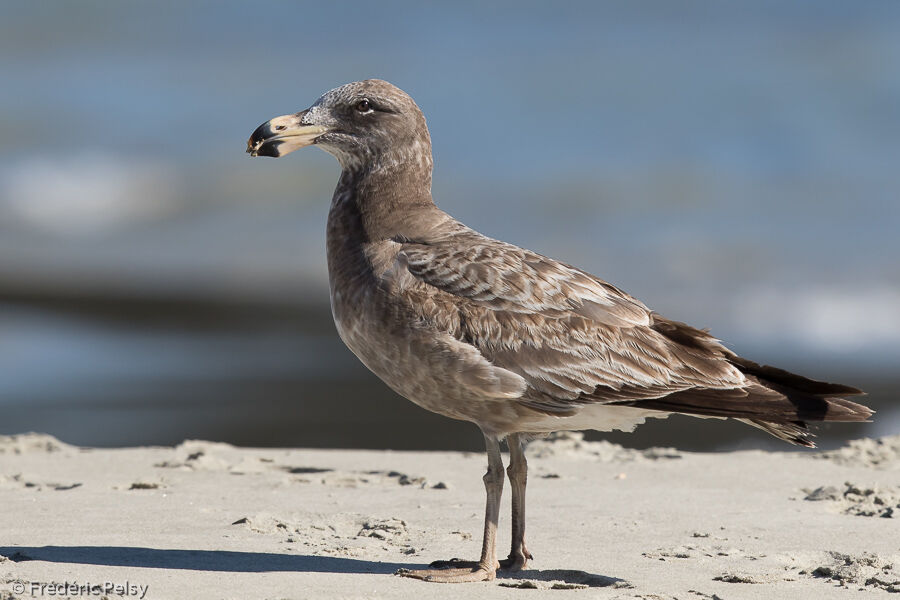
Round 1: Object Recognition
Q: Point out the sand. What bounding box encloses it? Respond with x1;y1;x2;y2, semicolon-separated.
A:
1;432;898;600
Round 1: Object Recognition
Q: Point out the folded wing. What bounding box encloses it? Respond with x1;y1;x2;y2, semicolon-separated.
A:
393;223;869;446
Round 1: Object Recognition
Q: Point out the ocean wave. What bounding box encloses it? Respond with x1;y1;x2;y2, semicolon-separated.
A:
733;286;900;351
0;153;181;235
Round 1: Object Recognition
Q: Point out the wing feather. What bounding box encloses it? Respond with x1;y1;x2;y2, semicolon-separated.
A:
381;217;868;440
393;223;748;412
400;232;651;328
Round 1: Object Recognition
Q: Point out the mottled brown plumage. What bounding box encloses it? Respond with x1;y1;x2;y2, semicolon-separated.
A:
247;79;872;582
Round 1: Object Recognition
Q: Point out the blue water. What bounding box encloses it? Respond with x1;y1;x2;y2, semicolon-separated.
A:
0;2;898;447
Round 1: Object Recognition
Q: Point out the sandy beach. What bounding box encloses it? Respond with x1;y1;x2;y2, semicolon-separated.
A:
1;432;898;600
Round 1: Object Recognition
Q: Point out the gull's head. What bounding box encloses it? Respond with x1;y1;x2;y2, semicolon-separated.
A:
246;79;431;173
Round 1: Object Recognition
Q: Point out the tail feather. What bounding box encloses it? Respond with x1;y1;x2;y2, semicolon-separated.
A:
617;316;873;446
739;419;815;448
731;357;872;423
728;356;863;397
616;356;872;447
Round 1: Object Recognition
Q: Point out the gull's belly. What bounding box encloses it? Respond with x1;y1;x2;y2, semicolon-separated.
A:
329;284;508;425
328;283;662;436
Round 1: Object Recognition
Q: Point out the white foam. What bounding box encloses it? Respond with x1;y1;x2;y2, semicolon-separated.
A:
733;285;900;351
0;153;180;235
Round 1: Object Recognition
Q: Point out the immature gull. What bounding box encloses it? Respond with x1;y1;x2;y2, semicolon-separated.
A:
247;79;872;583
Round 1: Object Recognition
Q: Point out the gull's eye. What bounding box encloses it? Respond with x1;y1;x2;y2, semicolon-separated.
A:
355;99;372;113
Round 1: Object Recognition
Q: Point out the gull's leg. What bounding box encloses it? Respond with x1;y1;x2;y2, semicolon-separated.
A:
397;434;504;583
500;433;533;571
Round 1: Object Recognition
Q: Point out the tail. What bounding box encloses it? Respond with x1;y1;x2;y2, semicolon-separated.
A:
619;318;873;448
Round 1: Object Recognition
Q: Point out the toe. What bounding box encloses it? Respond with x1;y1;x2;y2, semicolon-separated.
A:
397;564;496;583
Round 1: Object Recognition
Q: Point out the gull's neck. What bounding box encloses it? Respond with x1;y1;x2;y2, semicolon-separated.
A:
331;148;440;242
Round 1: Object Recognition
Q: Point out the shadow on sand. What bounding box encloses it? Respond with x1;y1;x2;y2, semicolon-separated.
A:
0;546;408;574
0;546;625;587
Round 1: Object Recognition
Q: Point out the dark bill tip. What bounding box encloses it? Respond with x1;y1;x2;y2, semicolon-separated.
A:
252;140;284;158
246;121;275;157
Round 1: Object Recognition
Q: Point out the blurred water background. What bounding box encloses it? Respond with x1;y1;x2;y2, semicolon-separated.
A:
1;1;898;451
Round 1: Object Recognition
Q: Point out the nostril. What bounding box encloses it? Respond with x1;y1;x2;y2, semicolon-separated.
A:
275;125;287;131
